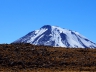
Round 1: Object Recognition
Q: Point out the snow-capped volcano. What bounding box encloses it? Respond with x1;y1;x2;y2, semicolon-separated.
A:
13;25;96;48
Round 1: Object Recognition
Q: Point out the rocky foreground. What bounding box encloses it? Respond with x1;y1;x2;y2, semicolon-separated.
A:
0;43;96;72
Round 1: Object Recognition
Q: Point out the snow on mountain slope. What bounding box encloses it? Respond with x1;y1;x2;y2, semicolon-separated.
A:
13;25;96;48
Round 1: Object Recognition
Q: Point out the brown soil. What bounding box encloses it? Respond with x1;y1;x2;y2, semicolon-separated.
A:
0;43;96;72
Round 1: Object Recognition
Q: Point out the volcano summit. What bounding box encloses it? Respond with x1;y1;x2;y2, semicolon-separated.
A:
13;25;96;48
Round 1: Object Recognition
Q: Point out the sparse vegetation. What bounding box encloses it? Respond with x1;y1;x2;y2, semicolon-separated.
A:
0;43;96;72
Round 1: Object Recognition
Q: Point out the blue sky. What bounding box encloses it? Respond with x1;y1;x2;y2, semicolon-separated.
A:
0;0;96;44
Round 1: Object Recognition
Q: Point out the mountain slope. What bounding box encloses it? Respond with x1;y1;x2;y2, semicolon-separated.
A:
13;25;96;48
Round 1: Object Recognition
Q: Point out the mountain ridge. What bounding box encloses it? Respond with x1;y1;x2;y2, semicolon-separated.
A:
13;25;96;48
